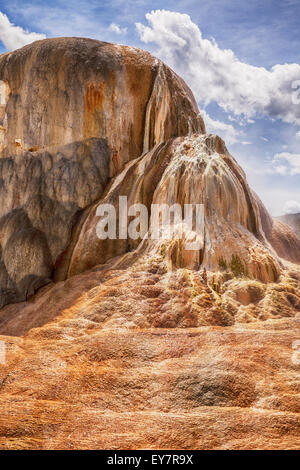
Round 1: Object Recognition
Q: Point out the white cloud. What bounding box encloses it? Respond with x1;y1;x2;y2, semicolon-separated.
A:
271;165;288;175
296;131;300;138
109;23;127;35
199;109;239;145
272;152;300;175
283;200;300;214
0;11;46;51
136;10;300;125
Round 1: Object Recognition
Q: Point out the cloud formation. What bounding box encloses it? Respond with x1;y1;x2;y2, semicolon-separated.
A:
199;109;239;145
272;152;300;176
109;23;127;35
283;200;300;214
136;10;300;125
0;11;46;51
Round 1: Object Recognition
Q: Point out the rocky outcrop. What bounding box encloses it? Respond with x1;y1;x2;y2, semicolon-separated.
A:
0;38;203;164
0;38;204;306
66;134;288;284
0;38;298;308
0;38;299;450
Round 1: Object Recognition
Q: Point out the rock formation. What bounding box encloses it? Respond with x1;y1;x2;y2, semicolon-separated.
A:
0;38;203;306
0;38;299;450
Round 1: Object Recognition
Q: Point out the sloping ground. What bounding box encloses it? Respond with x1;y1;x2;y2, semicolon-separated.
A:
0;252;299;449
0;311;299;449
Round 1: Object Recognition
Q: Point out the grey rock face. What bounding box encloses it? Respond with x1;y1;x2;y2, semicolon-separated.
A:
0;137;110;305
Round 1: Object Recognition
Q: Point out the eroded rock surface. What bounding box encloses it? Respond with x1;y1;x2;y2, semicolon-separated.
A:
0;38;204;305
0;38;299;450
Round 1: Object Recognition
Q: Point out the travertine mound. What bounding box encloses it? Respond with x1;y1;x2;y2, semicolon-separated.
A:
0;39;299;450
0;38;203;162
0;38;204;306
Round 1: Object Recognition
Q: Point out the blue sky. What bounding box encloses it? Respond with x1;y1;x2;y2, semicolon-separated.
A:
0;0;300;215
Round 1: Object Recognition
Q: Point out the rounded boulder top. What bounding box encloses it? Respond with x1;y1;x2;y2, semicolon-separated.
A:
0;37;205;174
